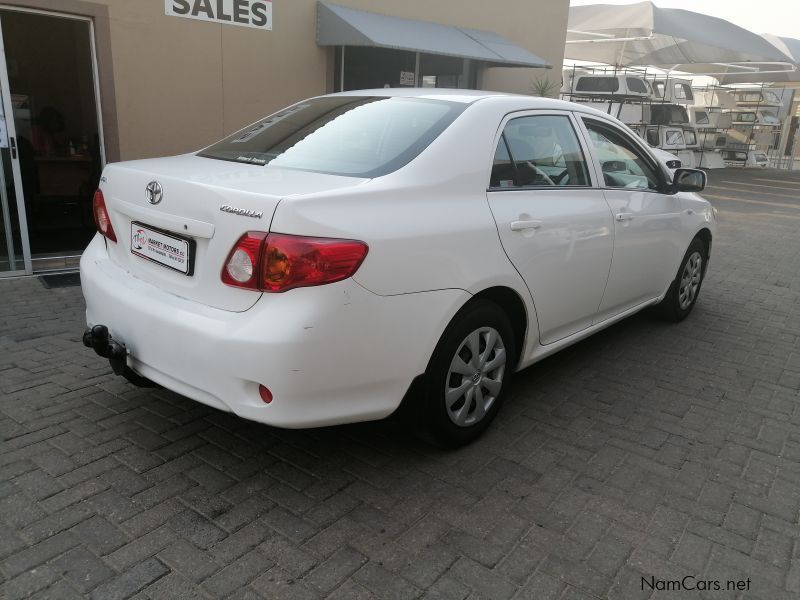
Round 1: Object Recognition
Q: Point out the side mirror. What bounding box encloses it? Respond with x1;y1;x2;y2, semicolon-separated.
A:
672;168;706;193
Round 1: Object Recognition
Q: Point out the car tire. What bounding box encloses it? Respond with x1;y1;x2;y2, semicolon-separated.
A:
421;300;516;447
655;237;708;322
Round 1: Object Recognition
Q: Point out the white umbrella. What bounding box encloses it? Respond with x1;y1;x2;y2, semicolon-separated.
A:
566;1;794;68
707;36;800;84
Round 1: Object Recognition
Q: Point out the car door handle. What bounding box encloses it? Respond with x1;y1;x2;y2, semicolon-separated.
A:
615;213;634;222
510;220;543;232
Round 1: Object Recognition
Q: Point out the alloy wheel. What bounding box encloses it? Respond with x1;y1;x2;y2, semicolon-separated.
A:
678;251;703;310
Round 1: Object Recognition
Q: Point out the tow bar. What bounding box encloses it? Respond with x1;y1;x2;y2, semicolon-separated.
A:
82;325;157;387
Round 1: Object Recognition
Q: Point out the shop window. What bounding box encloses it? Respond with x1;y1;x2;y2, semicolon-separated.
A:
336;47;474;92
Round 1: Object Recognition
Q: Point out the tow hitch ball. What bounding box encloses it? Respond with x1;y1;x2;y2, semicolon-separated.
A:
82;325;127;375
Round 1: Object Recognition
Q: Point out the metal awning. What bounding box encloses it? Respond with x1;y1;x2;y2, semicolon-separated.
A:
317;2;551;69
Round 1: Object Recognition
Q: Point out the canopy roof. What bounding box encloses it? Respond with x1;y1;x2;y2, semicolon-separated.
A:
566;1;794;67
317;2;550;68
663;36;800;85
767;35;800;63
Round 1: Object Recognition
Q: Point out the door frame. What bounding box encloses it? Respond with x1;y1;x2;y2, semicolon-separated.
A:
0;4;107;275
0;15;30;275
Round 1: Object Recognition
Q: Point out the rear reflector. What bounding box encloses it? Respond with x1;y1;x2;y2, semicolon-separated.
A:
93;189;117;242
222;232;368;293
258;385;273;404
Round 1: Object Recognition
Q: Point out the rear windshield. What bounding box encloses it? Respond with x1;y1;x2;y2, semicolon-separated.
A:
198;96;466;178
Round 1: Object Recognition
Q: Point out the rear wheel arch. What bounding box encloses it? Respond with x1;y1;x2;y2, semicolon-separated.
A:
463;286;528;369
417;295;519;446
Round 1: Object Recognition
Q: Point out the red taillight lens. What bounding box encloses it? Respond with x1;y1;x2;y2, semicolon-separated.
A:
261;234;369;292
222;232;368;293
92;189;117;242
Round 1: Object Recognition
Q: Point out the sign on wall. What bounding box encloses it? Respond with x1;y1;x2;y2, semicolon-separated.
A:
399;71;415;86
165;0;273;31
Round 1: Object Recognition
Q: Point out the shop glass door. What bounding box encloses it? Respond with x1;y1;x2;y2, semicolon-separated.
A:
0;8;103;273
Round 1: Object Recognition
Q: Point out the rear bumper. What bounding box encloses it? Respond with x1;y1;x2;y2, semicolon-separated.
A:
79;236;468;428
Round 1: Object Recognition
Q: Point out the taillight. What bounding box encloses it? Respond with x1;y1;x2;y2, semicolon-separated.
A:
222;233;368;293
92;189;117;242
221;232;267;289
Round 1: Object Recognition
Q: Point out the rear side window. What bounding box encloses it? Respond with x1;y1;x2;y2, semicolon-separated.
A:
490;115;590;188
575;77;619;93
490;138;516;188
199;96;466;178
665;130;686;146
675;84;693;101
583;118;661;191
738;92;761;102
695;111;709;124
626;78;649;94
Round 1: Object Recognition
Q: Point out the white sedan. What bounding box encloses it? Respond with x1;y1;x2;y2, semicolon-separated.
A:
81;90;716;446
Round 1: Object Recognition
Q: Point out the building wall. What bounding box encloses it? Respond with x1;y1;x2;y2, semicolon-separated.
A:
2;0;569;161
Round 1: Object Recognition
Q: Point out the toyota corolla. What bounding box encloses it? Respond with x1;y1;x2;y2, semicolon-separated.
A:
81;89;715;446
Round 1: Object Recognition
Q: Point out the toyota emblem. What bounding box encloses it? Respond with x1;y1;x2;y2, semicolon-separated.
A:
145;181;163;205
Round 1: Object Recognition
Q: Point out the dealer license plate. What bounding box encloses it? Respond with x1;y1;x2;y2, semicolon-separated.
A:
130;222;194;275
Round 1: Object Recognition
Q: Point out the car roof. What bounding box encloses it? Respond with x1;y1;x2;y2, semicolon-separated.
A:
326;88;632;127
329;88;509;103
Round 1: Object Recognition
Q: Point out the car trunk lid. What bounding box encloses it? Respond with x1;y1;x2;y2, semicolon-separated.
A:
99;154;367;312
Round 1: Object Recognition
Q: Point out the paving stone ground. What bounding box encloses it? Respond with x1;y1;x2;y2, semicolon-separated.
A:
2;168;800;600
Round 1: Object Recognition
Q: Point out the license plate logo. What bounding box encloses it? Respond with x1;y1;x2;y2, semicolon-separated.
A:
130;223;193;275
132;228;148;251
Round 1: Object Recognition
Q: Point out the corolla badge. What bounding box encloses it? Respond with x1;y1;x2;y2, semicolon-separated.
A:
145;181;163;205
220;205;264;219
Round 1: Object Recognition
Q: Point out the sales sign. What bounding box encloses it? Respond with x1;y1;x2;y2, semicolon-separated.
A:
165;0;272;31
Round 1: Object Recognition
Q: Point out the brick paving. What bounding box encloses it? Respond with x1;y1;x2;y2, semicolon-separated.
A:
2;168;800;599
